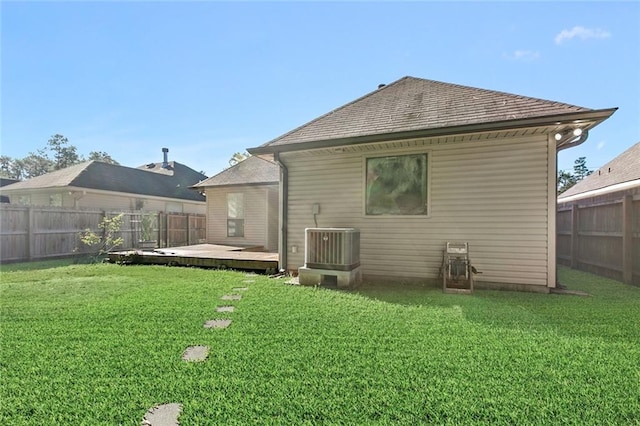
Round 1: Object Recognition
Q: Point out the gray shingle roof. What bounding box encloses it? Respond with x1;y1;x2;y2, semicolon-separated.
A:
558;141;640;199
250;76;613;154
1;161;207;202
0;178;20;187
192;156;278;188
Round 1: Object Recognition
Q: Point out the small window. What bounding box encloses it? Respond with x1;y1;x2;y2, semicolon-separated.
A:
227;193;245;237
366;153;428;215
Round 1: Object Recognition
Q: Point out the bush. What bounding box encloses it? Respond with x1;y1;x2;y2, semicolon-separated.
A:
78;213;124;262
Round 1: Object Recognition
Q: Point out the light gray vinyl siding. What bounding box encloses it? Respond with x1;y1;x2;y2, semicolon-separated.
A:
4;189;205;214
75;193;205;214
282;134;551;288
77;192;134;211
204;185;278;249
266;186;279;251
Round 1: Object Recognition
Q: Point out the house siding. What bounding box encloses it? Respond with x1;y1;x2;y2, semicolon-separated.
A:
281;134;551;288
266;186;279;251
204;185;278;249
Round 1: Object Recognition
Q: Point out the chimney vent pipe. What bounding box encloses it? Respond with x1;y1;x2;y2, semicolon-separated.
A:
162;148;169;168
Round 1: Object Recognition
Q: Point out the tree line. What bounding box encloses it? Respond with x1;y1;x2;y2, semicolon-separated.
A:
557;156;592;194
0;134;119;180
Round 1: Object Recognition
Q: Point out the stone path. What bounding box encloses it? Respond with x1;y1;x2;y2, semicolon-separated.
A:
221;294;242;300
143;281;248;424
204;319;232;329
141;403;182;426
181;345;210;362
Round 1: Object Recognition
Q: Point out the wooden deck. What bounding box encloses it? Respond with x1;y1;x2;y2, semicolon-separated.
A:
108;244;279;272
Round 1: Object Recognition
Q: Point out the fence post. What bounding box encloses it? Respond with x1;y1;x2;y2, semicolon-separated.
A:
571;204;579;269
164;213;171;247
158;212;164;248
28;206;34;261
187;214;191;245
622;195;633;284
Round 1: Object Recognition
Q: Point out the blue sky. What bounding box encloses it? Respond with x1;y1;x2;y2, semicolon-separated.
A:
2;1;638;177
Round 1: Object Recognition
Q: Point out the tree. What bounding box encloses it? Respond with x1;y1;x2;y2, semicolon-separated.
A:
2;134;119;179
48;134;81;170
229;151;250;167
557;170;577;194
21;150;53;179
0;156;22;179
572;156;592;181
87;151;120;165
557;156;592;194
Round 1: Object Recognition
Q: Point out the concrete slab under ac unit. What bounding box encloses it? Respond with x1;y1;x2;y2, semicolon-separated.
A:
298;266;362;288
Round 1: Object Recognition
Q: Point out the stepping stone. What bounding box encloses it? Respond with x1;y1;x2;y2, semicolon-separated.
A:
181;345;209;362
141;402;182;426
204;319;232;329
216;305;235;313
243;280;255;284
221;294;241;300
232;287;249;291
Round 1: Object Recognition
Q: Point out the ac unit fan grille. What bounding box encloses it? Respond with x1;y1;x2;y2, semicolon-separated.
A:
305;228;360;271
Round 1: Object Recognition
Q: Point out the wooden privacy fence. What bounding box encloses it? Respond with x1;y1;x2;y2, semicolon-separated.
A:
557;194;639;285
0;205;206;263
157;212;207;249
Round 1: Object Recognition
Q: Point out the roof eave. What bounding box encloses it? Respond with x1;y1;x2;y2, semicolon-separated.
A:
191;181;279;189
248;108;618;155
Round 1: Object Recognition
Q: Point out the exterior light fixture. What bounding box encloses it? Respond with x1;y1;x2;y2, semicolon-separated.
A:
555;128;583;141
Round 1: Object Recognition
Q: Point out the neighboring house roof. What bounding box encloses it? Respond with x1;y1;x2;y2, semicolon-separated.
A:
558;141;640;202
193;156;279;188
249;76;616;154
137;160;183;176
1;161;207;202
0;178;19;187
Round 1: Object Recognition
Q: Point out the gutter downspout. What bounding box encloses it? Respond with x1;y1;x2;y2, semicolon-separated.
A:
553;129;589;289
274;152;288;272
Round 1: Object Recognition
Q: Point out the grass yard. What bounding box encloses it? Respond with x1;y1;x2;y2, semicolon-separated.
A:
1;263;639;425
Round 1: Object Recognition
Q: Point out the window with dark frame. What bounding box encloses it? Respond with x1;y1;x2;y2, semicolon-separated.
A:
227;193;245;237
365;153;428;215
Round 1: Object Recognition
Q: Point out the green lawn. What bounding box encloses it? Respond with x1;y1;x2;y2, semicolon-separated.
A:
1;263;639;425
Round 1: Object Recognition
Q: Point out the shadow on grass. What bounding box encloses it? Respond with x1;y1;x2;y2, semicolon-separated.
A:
0;256;97;272
337;269;640;343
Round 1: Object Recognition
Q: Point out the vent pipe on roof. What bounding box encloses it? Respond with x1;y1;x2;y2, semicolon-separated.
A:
378;83;386;89
162;148;169;168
